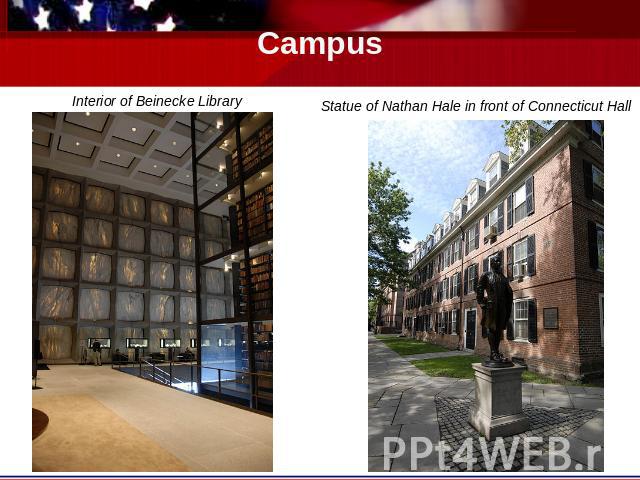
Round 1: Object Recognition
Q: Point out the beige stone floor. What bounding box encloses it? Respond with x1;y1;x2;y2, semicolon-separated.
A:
33;365;272;472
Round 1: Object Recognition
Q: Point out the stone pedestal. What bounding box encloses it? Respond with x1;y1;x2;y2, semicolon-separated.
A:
468;363;529;440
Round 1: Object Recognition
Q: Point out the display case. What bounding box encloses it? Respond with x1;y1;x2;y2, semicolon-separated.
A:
87;338;111;348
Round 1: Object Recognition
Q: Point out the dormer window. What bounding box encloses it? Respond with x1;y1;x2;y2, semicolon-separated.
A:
487;162;499;188
467;188;478;209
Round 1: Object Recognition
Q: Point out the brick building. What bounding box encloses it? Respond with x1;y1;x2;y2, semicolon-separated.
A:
403;120;604;380
376;285;404;333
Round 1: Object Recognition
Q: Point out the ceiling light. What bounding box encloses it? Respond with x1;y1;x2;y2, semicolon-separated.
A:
116;153;121;158
186;174;190;178
85;112;91;117
131;127;137;132
75;141;80;146
215;183;218;187
172;141;177;146
153;164;158;168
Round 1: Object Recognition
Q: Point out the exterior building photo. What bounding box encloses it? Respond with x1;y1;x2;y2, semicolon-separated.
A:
402;120;603;381
32;111;273;471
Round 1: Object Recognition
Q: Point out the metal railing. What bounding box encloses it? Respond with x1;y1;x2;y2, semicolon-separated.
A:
112;358;272;412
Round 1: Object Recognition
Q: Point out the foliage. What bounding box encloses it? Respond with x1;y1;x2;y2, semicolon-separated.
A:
411;354;600;386
368;161;413;306
501;120;554;162
376;336;449;356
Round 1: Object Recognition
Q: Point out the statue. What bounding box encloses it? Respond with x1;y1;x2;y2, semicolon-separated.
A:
476;253;513;367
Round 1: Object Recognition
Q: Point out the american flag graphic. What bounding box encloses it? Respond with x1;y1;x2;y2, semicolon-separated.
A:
8;0;514;31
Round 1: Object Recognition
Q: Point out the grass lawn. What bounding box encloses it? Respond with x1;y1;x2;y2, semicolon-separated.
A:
375;335;449;356
411;354;601;387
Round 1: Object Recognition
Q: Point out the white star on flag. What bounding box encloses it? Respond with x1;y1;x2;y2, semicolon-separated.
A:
74;0;92;23
155;15;175;31
34;6;50;30
133;0;154;9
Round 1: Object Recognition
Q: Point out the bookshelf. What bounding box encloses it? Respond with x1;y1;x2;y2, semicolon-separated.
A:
191;112;273;411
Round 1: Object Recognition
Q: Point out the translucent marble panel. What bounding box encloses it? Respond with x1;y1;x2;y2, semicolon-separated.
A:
38;286;74;319
116;292;144;321
150;295;174;323
116;327;143;357
181;328;197;350
120;194;146;220
41;248;75;280
202;214;222;237
85;186;115;214
117;257;145;287
179;235;194;261
178;207;194;231
32;246;38;276
179;266;195;292
206;298;226;320
48;178;81;208
119;224;145;253
45;212;78;243
150;328;172;353
33;174;44;201
83;218;113;248
150;230;173;258
150;262;174;289
204;268;225;294
203;240;223;258
39;325;72;360
32;208;40;237
79;289;110;321
81;252;112;283
180;296;196;324
150;200;173;226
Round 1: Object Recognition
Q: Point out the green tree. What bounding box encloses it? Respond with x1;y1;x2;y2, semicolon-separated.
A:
368;161;413;310
501;120;553;162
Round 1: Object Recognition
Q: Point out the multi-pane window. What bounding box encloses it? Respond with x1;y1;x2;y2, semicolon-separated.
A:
593;166;604;205
451;310;458;335
597;224;604;270
443;247;451;268
468;225;476;251
468;189;478;209
487;163;499;188
514;300;529;341
513;238;528;276
488;206;498;229
465;264;477;293
452;240;460;263
513;184;527;224
591;120;604;147
451;272;460;298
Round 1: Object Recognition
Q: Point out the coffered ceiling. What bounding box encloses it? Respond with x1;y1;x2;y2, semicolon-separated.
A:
32;112;229;212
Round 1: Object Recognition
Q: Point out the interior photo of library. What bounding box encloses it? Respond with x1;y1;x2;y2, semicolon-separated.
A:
31;111;273;472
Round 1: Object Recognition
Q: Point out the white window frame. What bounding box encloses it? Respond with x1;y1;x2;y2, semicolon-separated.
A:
513;183;527;224
488;205;499;229
465;265;472;293
487;162;499;189
451;310;458;336
468;225;477;251
513;299;529;342
468;188;478;209
452;240;460;263
596;223;604;271
513;237;528;274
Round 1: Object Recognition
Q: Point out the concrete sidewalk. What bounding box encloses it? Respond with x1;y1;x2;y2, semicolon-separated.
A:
368;333;604;472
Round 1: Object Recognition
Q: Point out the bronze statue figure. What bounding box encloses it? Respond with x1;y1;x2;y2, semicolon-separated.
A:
476;253;513;367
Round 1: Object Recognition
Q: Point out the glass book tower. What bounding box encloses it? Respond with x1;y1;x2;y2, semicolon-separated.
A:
190;112;273;411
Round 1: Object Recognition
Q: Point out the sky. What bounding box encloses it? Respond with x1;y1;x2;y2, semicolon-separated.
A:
368;120;508;252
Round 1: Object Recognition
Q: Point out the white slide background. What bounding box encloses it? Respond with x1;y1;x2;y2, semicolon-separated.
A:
0;86;633;474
